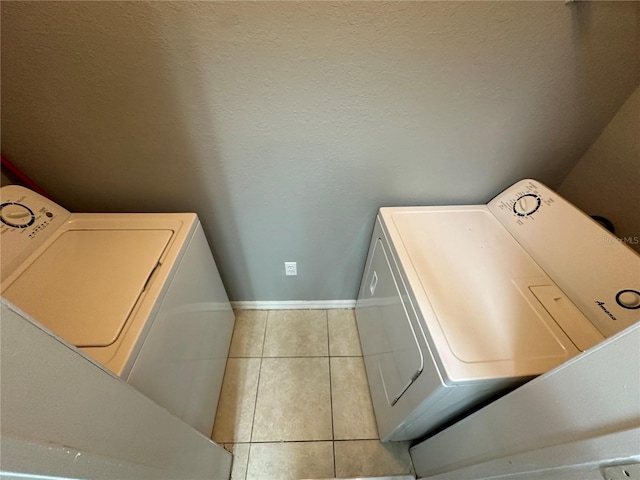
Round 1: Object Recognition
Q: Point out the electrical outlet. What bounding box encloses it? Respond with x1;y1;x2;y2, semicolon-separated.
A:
285;262;297;276
603;464;640;480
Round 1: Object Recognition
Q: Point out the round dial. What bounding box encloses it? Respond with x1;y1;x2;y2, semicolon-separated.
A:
616;290;640;310
513;194;541;217
0;202;36;228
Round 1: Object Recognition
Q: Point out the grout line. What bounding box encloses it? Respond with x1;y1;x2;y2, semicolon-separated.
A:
247;439;335;444
228;443;250;480
333;438;381;443
243;443;250;480
230;355;365;358
326;310;337;478
238;355;334;359
247;310;270;448
258;310;268;358
259;355;330;359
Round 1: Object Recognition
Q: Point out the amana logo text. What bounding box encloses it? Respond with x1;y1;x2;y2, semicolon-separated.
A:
596;301;617;320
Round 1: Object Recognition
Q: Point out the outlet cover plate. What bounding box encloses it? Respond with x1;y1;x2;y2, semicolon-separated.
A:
603;463;640;480
285;262;297;276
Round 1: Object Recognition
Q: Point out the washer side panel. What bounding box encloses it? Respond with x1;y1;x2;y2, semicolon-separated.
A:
127;222;235;437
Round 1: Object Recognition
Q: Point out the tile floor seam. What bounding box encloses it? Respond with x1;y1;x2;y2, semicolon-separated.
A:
261;311;271;358
260;355;337;359
326;310;337;478
333;439;385;442
247;356;261;477
247;439;336;444
260;355;330;358
245;309;271;471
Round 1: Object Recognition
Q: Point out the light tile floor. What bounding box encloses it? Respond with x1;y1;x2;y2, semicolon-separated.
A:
212;309;414;480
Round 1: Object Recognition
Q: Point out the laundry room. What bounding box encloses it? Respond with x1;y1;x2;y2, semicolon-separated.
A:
1;2;639;480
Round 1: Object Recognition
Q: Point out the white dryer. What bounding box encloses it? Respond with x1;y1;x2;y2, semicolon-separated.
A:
0;185;235;436
356;179;639;442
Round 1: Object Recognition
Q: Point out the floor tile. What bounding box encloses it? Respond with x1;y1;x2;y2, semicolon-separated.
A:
211;358;261;443
224;443;250;480
252;357;332;442
262;310;328;357
334;440;413;477
331;356;378;440
328;309;362;356
229;310;267;358
246;442;334;480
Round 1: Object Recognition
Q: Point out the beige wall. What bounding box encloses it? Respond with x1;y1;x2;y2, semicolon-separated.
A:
1;2;638;301
1;170;14;187
559;86;640;253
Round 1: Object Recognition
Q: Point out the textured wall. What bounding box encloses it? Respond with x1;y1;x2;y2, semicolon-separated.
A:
2;2;639;301
0;171;13;187
559;86;640;253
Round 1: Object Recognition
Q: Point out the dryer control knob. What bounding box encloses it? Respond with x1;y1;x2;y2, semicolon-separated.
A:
616;290;640;309
0;202;36;228
513;194;541;217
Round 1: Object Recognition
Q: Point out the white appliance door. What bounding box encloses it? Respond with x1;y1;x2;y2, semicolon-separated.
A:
361;237;424;406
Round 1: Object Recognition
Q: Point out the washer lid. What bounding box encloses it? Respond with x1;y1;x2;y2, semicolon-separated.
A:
3;229;173;347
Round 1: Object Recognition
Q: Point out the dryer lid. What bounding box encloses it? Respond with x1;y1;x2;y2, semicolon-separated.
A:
3;229;173;347
384;207;580;382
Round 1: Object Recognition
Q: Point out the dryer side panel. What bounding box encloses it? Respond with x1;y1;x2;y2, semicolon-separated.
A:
357;217;447;440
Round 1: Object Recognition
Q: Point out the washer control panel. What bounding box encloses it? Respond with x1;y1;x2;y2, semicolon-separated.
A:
0;202;36;228
0;185;70;282
488;179;640;338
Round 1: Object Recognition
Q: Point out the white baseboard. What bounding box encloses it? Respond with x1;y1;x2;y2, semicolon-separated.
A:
230;300;357;310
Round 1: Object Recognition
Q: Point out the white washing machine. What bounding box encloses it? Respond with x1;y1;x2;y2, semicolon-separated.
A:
0;185;235;436
356;179;640;442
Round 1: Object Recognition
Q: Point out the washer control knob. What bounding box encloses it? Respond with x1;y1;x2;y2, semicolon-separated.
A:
513;194;541;217
616;290;640;309
0;202;36;228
